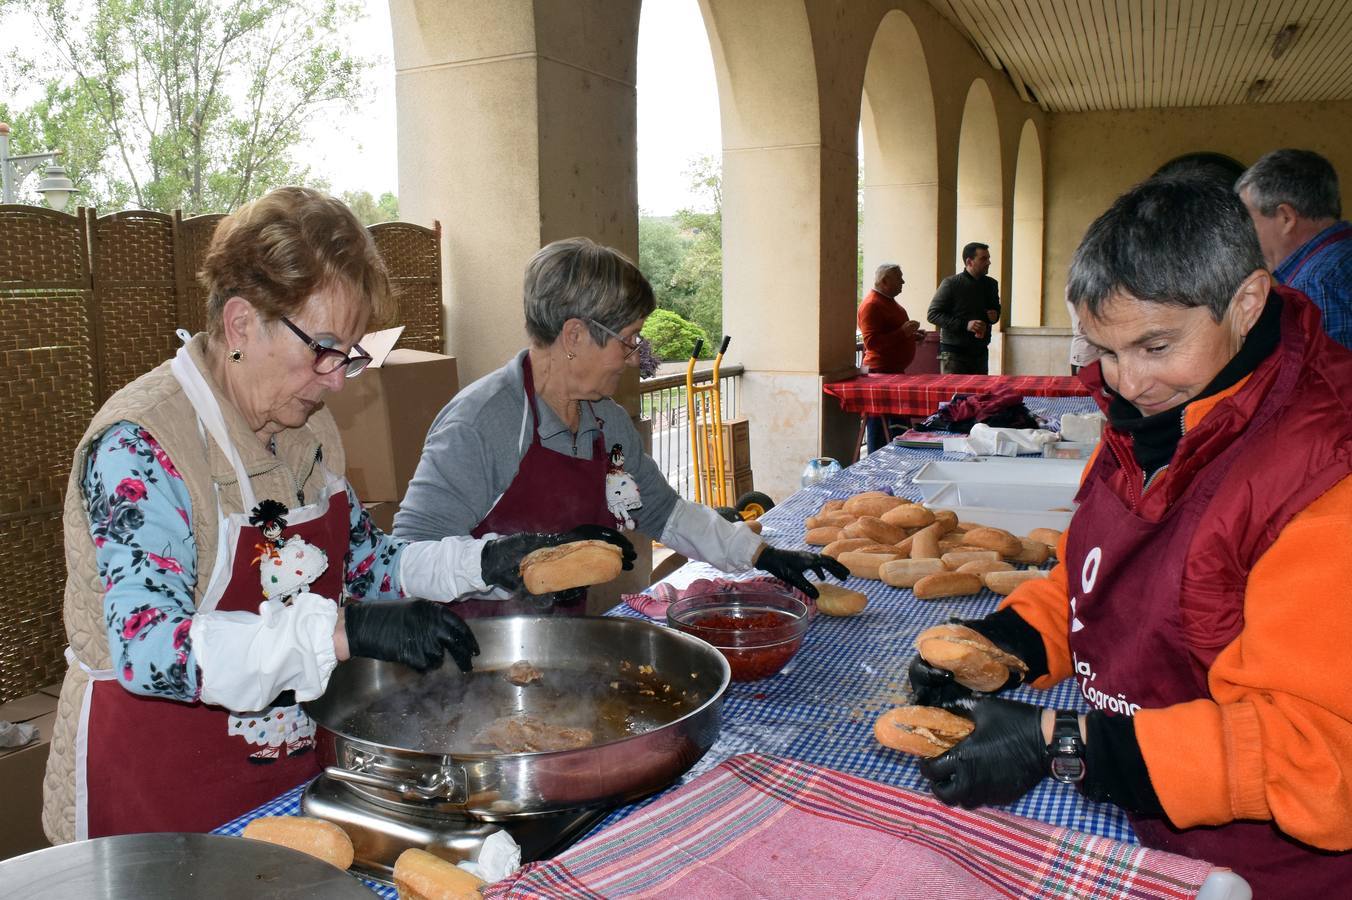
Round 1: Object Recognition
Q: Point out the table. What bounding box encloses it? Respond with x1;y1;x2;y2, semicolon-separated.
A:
217;404;1129;895
824;372;1092;418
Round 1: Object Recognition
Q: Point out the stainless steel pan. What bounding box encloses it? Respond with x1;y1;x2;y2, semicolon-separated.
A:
306;615;730;820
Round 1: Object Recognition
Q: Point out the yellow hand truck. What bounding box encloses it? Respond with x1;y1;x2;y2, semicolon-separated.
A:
685;337;774;521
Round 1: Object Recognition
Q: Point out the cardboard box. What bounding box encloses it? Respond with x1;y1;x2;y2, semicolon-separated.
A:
326;349;459;503
695;416;752;473
720;467;755;507
0;688;59;861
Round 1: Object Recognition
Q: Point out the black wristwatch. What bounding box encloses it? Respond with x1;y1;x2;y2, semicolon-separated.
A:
1048;710;1086;784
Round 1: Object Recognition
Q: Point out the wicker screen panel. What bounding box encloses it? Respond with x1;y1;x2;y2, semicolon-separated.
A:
0;206;94;701
370;222;442;351
176;213;225;335
91;211;179;400
0;511;69;700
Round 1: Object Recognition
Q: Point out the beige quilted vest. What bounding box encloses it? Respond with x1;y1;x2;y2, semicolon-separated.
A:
42;333;346;843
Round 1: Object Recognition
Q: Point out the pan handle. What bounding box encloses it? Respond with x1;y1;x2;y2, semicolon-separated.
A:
326;751;467;803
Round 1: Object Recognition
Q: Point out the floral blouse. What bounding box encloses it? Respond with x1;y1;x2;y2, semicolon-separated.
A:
82;423;407;703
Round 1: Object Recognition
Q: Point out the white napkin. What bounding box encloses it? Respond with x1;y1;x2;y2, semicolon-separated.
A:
458;829;522;882
964;423;1061;456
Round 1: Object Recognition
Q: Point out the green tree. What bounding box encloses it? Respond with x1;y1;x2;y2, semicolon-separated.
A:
672;154;723;343
641;308;709;361
1;0;370;214
342;190;399;226
637;215;695;318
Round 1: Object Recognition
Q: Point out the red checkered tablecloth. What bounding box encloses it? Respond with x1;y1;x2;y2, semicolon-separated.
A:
824;373;1092;417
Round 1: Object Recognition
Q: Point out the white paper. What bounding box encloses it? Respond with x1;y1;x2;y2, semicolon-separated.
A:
457;828;522;882
965;423;1060;457
357;325;405;368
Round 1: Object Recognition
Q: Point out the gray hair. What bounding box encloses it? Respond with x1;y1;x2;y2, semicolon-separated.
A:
1235;148;1341;220
873;262;901;285
1067;176;1264;323
522;237;656;346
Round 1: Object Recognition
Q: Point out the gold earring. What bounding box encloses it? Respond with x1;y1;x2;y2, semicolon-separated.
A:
229;349;243;363
566;352;575;360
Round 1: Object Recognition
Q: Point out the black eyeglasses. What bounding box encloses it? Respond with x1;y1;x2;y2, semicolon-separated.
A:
588;319;644;360
279;317;373;377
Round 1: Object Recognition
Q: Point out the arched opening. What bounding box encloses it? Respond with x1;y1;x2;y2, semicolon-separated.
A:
860;11;940;300
1011;120;1043;327
955;79;1003;276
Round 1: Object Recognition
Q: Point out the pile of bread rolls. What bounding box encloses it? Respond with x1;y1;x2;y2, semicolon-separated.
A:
805;492;1060;600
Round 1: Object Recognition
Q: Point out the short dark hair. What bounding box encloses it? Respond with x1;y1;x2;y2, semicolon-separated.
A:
1067;176;1264;322
1152;152;1246;188
523;237;656;346
962;242;989;263
1235;148;1342;220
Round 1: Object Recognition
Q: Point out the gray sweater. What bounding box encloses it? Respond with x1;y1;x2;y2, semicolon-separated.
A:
394;350;680;541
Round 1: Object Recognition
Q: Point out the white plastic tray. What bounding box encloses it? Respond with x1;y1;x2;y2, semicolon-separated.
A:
926;482;1076;533
911;457;1087;502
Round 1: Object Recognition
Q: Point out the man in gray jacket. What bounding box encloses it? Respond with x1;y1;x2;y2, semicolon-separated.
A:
927;242;1002;374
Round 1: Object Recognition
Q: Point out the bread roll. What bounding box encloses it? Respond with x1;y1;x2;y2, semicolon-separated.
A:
914;623;1029;691
908;523;943;559
1027;527;1062;549
940;549;1001;569
841;516;907;545
393;848;487;900
931;509;959;533
842;494;906;518
881;504;935;528
878;557;945;588
984;568;1049;595
961;526;1024;558
819;499;847;515
242;816;354;870
837;550;900;579
912;572;984;599
956;559;1014;577
520;540;624;594
805;526;842;546
874;706;974;757
813;583;868;616
1013;538;1051;565
746;519;764;534
936;535;969;554
822;537;879;558
805;511;855;530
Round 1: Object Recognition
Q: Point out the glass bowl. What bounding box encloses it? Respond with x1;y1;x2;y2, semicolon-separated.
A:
666;589;811;682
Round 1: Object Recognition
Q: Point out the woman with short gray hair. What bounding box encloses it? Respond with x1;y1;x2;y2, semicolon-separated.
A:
397;237;846;616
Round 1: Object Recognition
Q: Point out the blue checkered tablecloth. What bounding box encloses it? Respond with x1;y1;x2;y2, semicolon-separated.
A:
214;395;1120;890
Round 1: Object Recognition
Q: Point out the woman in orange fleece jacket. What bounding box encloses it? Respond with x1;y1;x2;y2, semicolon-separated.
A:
909;176;1352;897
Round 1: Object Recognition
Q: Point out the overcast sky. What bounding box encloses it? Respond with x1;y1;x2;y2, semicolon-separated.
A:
300;0;722;215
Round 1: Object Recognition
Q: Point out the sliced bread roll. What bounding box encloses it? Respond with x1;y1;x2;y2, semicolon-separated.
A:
520;540;624;594
393;848;487;900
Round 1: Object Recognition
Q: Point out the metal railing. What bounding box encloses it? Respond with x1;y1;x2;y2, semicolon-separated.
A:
640;365;743;501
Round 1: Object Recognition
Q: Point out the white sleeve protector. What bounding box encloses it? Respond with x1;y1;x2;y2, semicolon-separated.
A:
658;498;765;572
190;592;338;712
398;535;490;600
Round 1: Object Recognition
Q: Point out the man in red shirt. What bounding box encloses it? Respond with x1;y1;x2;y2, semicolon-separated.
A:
857;263;923;452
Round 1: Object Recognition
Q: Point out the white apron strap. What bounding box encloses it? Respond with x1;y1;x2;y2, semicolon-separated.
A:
66;646;115;841
169;341;258;512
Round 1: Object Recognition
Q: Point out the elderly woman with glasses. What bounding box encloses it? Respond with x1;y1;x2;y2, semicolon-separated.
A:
395;237;846;617
43;189;622;844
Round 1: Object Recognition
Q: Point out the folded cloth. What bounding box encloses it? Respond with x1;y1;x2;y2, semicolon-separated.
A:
624;576;813;620
965;423;1060;456
484;753;1217;900
917;389;1041;434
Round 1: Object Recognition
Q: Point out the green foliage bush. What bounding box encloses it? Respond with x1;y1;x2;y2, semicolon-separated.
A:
641;309;710;361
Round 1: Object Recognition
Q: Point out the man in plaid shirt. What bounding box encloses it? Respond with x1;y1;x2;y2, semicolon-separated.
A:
1237;149;1352;349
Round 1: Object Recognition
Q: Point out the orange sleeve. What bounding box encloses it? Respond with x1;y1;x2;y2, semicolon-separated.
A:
1134;475;1352;850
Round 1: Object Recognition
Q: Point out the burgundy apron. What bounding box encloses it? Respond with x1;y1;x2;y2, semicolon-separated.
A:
1066;433;1352;896
72;345;347;838
460;355;617;618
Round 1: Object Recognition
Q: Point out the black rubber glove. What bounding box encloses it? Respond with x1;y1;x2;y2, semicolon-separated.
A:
908;607;1047;709
919;697;1049;809
562;524;637;571
344;600;480;673
481;528;636;593
908;655;978;709
521;586;586;611
754;546;850;599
